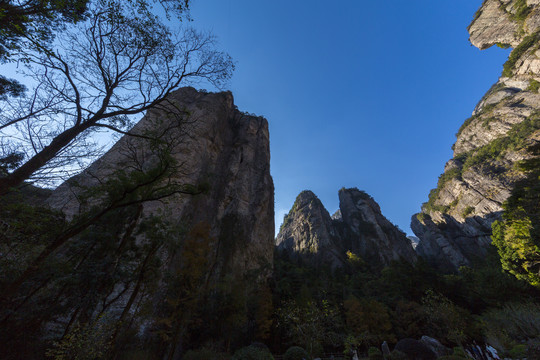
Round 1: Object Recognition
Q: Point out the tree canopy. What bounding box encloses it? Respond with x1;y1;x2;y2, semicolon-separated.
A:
492;144;540;287
0;0;232;193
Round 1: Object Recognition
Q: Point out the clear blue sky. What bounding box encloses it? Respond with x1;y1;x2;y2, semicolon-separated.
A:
189;0;511;236
4;1;508;237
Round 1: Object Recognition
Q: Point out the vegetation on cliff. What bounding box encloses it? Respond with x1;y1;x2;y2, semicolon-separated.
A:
492;144;540;288
422;109;540;216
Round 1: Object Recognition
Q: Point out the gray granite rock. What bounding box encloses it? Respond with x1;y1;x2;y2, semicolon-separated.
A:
46;87;274;338
277;188;417;268
412;1;540;271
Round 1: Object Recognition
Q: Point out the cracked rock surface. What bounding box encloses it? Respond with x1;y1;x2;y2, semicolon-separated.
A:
413;0;540;271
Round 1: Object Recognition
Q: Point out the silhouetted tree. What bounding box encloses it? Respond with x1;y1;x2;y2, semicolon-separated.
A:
0;0;231;193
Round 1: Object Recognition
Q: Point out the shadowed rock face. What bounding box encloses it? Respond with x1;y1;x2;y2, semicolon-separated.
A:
276;188;417;269
46;87;274;339
50;87;274;276
412;0;540;271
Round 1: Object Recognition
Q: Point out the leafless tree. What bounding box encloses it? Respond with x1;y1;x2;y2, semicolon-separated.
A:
0;0;233;195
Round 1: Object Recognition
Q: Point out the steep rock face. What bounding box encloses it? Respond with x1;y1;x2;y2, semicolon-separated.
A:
412;0;540;271
277;188;416;268
46;88;274;341
275;191;343;266
50;87;274;275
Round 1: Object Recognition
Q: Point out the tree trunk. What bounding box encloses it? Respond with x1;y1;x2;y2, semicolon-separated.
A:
0;123;89;195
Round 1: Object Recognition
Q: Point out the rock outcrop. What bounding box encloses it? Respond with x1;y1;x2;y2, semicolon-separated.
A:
412;0;540;271
50;87;274;276
277;188;417;268
46;87;274;349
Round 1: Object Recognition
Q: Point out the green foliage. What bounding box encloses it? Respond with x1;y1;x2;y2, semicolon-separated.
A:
46;317;114;360
277;299;342;356
492;144;540;287
283;346;310;360
456;103;496;138
502;32;538;77
461;206;475;218
528;79;540;93
509;344;528;358
467;6;483;31
232;345;274;360
510;0;532;22
416;212;430;223
451;347;468;359
346;250;367;270
0;0;90;99
270;243;540;357
422;290;470;346
462;115;540;171
482;302;540;350
428;113;540;216
368;346;383;360
496;43;511;49
423;167;462;213
344;296;394;347
456;116;477;138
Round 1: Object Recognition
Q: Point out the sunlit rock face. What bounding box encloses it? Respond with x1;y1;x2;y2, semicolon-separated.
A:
47;87;274;338
412;0;540;272
276;188;417;269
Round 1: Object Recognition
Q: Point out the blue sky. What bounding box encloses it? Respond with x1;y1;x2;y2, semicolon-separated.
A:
2;1;509;236
189;0;511;236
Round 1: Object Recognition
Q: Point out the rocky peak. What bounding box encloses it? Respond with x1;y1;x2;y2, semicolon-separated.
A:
337;188;417;266
338;188;383;234
468;0;540;50
412;1;540;271
276;190;340;266
277;188;416;269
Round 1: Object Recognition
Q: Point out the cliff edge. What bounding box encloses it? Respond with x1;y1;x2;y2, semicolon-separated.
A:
412;0;540;271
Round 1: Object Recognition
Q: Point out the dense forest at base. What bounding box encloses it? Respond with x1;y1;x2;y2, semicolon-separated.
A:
2;184;540;360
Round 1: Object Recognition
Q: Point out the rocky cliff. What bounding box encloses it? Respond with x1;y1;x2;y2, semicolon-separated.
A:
276;188;417;269
45;87;274;353
412;0;540;272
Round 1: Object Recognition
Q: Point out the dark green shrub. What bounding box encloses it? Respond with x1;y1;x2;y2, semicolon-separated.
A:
456;115;476;138
283;346;310;360
232;345;274;360
461;206;475;218
502;32;538;77
459;114;540;172
508;344;527;358
423;167;462;213
482;303;540;350
528;79;540;93
416;212;430;223
452;347;468;358
368;346;383;360
510;0;532;22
